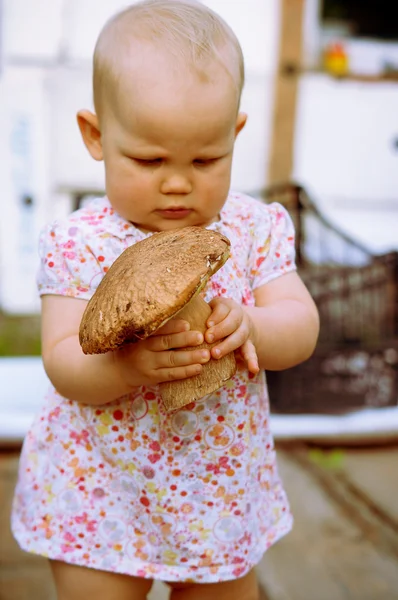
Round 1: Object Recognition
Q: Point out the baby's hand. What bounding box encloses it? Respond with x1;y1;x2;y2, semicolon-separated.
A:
113;319;210;388
205;297;259;374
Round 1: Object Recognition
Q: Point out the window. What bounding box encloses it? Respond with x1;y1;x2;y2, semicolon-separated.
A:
321;1;398;41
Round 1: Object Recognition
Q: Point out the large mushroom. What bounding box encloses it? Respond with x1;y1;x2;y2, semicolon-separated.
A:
79;226;236;412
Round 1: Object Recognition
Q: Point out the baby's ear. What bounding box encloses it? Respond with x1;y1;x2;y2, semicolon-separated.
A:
235;112;247;138
77;110;103;161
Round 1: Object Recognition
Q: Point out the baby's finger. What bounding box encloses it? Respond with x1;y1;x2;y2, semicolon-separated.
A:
240;340;260;374
206;310;243;344
210;328;247;359
155;319;190;335
147;331;204;352
156;363;203;383
207;298;231;328
157;348;210;369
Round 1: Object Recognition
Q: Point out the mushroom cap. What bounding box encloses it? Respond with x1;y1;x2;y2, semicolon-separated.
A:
79;226;230;354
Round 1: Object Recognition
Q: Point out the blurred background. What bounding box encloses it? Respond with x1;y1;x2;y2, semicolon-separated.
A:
1;0;398;314
1;1;398;599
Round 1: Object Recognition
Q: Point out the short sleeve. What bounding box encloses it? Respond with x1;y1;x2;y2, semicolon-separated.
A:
248;202;297;290
36;221;103;300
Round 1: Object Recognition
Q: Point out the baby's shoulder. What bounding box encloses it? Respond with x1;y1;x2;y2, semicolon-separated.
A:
43;197;110;236
224;191;287;232
40;196;140;246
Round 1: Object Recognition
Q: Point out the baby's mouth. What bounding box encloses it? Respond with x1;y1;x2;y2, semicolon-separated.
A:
156;207;193;219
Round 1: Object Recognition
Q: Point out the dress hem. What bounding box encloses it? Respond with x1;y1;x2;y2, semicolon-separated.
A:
11;515;293;584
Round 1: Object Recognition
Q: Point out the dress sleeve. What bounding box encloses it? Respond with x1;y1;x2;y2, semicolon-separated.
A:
36;221;103;300
248;202;297;290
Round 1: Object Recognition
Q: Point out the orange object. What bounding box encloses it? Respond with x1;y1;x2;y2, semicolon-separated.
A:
323;42;349;77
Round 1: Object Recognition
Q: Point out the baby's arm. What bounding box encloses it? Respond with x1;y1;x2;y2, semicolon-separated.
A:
41;295;209;405
245;271;319;370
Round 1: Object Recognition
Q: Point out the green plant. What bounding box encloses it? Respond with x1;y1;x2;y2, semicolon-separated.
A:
0;312;41;356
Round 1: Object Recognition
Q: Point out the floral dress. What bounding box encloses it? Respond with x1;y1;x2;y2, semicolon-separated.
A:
11;191;296;583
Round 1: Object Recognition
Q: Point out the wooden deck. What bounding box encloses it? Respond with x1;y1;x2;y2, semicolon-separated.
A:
2;442;398;600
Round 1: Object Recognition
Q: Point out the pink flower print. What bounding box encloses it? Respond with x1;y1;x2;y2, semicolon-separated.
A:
148;440;161;463
149;441;161;452
210;281;227;296
70;429;90;446
256;256;265;268
206;462;221;475
62;240;76;249
93;487;105;499
80;215;100;224
241;531;252;545
61;544;74;553
242;289;252;305
136;569;147;578
62;251;76;260
148;453;161;464
236;385;246;398
74;512;97;532
206;456;231;475
233;566;246;578
74;512;88;524
142;466;155;479
63;531;76;543
48;406;61;422
87;519;97;533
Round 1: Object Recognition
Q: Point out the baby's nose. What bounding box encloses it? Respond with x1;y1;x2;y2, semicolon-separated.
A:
160;174;193;194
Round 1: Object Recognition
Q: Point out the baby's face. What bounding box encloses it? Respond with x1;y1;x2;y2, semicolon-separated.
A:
98;62;246;231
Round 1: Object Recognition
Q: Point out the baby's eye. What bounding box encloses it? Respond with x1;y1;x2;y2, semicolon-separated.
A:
133;158;163;167
193;158;218;167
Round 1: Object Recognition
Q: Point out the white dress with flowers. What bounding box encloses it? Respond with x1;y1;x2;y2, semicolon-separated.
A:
11;192;296;582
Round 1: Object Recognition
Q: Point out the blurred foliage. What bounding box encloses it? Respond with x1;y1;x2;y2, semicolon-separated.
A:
0;312;41;356
308;448;345;471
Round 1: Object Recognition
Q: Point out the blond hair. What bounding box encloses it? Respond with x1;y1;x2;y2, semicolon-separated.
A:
93;0;245;116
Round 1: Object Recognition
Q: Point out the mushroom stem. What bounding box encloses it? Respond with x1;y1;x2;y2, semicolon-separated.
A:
159;294;236;412
176;292;212;333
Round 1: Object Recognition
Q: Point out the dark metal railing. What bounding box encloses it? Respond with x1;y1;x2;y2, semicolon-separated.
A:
259;182;374;267
255;182;398;415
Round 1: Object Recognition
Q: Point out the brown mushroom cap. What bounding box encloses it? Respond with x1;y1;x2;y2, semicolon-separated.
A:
79;226;230;354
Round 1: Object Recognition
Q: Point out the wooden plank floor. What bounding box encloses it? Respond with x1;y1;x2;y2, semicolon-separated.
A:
258;444;398;600
2;443;398;600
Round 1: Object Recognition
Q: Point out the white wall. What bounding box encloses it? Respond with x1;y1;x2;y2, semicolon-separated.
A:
294;75;398;254
296;0;398;254
0;68;50;313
